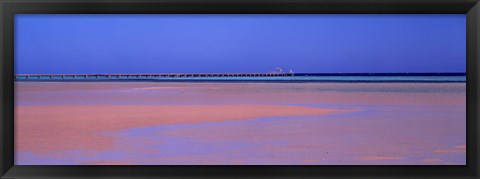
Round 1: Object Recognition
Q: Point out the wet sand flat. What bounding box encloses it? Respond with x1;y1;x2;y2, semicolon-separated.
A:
16;105;346;153
14;82;466;165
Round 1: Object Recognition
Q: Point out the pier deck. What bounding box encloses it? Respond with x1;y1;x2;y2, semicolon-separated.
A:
14;73;293;80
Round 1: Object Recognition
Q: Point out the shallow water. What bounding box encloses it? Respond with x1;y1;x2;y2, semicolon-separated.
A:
14;82;466;165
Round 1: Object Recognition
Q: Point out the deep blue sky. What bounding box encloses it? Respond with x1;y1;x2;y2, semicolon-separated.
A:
15;14;465;74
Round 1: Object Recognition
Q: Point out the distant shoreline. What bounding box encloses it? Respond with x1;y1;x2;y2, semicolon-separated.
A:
14;73;466;83
294;73;466;76
14;77;466;83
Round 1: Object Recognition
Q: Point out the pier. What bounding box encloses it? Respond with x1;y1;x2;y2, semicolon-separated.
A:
14;73;294;80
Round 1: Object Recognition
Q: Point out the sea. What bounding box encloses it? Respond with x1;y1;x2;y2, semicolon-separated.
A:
14;74;466;82
14;73;467;165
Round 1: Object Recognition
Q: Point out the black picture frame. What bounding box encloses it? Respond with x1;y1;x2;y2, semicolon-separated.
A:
1;0;479;178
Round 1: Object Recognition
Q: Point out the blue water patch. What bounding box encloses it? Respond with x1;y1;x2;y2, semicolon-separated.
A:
14;76;466;82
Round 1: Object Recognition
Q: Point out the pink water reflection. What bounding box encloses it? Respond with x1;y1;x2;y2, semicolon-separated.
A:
15;82;466;165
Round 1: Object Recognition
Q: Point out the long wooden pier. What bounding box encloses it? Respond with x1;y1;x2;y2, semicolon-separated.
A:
14;73;294;80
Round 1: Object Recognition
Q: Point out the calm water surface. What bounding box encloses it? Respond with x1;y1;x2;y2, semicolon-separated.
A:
14;81;466;165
